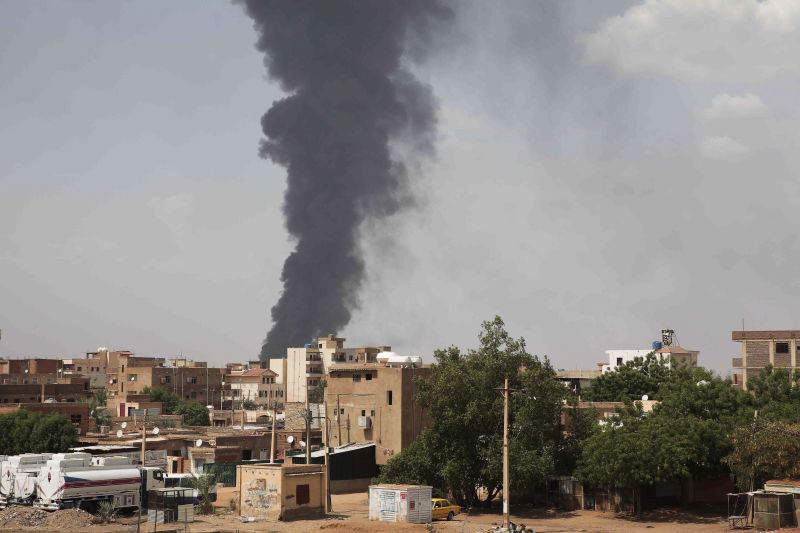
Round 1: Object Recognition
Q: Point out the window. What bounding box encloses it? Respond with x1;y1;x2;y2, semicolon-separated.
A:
365;373;373;381
296;484;310;505
31;378;38;384
187;376;197;384
386;390;393;406
242;449;252;460
340;408;344;414
777;342;790;354
352;374;361;383
361;409;366;416
70;414;81;424
616;357;623;366
371;409;375;417
190;391;197;399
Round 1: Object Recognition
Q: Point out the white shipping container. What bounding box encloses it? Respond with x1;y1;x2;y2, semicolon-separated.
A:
368;484;432;524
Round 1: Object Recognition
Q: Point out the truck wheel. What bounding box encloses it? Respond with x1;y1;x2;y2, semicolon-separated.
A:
447;511;454;521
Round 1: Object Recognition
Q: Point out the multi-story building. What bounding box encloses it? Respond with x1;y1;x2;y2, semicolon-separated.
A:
61;351;108;389
106;352;225;415
0;357;92;403
325;359;429;465
284;336;391;403
600;330;699;373
225;367;284;408
732;330;800;390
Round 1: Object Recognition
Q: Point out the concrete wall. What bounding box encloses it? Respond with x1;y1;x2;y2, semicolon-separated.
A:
237;464;327;521
325;364;430;465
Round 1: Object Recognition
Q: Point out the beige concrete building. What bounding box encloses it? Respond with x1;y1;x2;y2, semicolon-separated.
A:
284;336;391;403
325;362;430;465
61;353;107;389
225;367;284;408
106;352;225;415
732;330;800;390
237;463;327;521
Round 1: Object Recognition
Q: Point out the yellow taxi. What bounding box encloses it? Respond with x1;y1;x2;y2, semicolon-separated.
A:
431;498;461;520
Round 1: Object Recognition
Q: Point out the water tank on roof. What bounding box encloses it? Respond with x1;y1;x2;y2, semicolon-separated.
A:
652;341;663;350
304;343;313;348
376;351;396;362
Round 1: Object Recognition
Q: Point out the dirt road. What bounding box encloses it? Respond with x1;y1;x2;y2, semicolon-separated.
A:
0;492;729;532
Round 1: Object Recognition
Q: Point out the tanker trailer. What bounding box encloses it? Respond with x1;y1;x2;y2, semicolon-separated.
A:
0;454;53;507
34;454;142;512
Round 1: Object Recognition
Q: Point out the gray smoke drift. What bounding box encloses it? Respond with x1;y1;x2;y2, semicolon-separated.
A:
239;0;449;359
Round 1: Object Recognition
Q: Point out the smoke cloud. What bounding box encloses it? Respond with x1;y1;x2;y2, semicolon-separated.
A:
238;1;449;359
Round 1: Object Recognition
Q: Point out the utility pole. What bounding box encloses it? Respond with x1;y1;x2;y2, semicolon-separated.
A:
323;400;331;512
270;383;277;463
498;378;512;531
305;389;311;464
336;395;342;445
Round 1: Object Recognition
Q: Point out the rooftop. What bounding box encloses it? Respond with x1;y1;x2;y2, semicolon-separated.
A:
732;330;800;341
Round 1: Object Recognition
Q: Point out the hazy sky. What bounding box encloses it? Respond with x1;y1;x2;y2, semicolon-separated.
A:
2;0;799;373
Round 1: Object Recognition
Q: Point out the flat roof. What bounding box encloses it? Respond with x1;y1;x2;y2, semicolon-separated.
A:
732;331;800;341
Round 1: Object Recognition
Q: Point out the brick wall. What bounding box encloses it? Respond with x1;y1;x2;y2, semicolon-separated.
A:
774;353;792;367
745;341;770;367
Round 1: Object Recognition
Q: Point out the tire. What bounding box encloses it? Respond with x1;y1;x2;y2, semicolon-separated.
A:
447;511;454;521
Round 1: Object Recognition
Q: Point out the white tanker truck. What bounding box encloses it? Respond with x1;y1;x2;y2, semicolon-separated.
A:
34;454;164;512
0;454;53;508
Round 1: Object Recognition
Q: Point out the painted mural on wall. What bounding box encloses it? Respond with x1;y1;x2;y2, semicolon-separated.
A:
244;478;278;516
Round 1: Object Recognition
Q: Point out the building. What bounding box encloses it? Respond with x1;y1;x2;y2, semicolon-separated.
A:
61;352;107;389
732;330;800;390
224;368;284;408
237;463;327;521
555;369;601;396
284;336;391;403
0;402;90;434
106;352;225;414
325;360;430;465
601;330;699;373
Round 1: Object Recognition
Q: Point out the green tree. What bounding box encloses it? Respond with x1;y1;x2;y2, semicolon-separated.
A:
88;388;111;429
577;405;701;512
724;418;800;491
174;401;210;426
142;386;181;414
242;399;257;410
379;316;566;505
584;353;670;402
308;379;326;404
747;365;800;422
0;410;78;455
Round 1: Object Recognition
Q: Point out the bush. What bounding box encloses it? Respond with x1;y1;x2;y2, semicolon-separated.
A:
174;402;210;426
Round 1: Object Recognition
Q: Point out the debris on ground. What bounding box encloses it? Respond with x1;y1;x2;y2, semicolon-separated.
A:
477;523;536;533
0;507;94;529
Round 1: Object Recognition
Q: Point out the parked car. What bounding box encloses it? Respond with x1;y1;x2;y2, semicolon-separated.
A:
431;498;461;520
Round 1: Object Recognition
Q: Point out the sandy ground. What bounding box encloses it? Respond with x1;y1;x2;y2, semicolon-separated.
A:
0;492;737;533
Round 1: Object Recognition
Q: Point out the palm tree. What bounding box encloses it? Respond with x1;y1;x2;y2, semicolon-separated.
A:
185;473;216;515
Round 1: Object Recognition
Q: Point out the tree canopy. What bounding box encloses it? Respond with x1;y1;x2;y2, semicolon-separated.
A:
142;386;181;414
378;316;566;505
0;409;79;455
174;401;210;426
584;353;670;402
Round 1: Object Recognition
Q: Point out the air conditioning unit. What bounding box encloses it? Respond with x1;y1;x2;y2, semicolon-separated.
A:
357;416;372;429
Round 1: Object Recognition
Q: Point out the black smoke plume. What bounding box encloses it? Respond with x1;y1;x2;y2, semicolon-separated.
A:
239;1;449;359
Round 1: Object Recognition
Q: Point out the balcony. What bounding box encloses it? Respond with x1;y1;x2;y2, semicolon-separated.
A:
306;367;323;377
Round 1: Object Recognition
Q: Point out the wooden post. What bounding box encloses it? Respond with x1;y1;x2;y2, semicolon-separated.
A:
336;395;342;446
270;383;277;463
305;390;311;464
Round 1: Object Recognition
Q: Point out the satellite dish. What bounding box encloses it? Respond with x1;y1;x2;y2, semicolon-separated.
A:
206;405;213;410
287;436;295;444
116;430;123;438
195;439;203;447
299;440;306;448
121;422;128;429
641;395;649;401
152;427;160;435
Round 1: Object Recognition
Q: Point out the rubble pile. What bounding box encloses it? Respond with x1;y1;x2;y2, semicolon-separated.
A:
0;507;93;529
